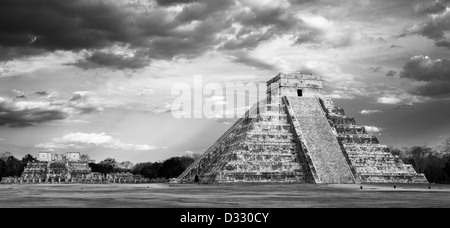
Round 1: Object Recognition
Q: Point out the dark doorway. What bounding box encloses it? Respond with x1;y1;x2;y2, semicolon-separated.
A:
297;89;303;97
194;175;199;183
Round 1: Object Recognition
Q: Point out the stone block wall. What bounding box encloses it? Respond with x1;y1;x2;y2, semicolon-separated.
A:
177;73;428;184
323;98;428;183
1;161;150;184
178;100;308;183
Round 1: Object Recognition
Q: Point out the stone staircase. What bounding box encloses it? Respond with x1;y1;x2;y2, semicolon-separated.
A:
323;98;428;183
284;97;355;184
178;101;307;183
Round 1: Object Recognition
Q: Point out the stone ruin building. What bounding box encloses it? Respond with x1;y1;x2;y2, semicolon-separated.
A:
1;152;148;184
177;73;428;184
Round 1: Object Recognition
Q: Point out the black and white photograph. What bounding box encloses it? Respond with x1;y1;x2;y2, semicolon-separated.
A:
1;0;450;213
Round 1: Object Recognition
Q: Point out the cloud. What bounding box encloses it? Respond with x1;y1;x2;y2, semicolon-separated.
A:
0;92;101;127
36;132;156;151
400;55;450;98
228;51;277;71
415;0;449;15
360;110;384;115
0;47;47;62
386;70;397;77
406;6;450;49
293;14;361;48
377;97;402;104
364;126;383;134
0;0;352;69
0;0;227;64
71;51;151;70
0;97;68;127
400;55;450;82
436;40;450;48
35;91;48;96
370;66;383;73
146;104;173;114
394;104;415;110
215;118;232;125
155;0;203;6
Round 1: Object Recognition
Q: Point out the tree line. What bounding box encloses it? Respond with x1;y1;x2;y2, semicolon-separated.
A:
390;138;450;184
0;152;198;182
2;137;450;183
0;153;36;181
88;155;198;180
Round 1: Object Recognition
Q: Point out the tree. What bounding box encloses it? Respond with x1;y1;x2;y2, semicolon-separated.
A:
17;154;37;176
5;156;22;177
423;154;448;183
89;163;101;173
389;147;402;157
0;152;12;161
21;154;37;166
437;138;450;155
80;154;93;163
405;146;433;173
132;162;151;175
117;161;134;172
444;155;450;183
157;156;195;179
100;158;117;168
0;159;7;181
132;162;161;179
90;158;118;174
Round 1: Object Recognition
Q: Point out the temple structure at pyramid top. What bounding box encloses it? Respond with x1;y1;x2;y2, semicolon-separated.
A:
177;72;428;184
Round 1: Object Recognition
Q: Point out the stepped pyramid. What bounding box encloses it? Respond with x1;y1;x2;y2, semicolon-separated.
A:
177;73;428;184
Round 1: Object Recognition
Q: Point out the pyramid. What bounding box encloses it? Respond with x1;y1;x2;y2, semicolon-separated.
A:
177;73;428;184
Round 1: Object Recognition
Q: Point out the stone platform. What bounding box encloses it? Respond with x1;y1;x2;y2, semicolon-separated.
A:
177;72;427;184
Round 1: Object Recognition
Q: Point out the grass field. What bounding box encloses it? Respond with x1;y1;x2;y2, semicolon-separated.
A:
0;183;449;208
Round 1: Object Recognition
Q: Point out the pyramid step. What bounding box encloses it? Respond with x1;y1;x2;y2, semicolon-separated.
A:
285;97;355;184
337;135;379;144
344;144;390;153
335;125;366;134
328;115;356;125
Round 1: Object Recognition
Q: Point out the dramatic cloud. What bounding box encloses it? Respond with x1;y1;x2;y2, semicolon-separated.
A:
401;55;450;82
0;92;101;128
0;0;225;64
415;0;449;15
407;4;450;49
0;0;357;69
364;126;383;134
400;55;450;97
0;97;67;127
36;132;156;151
71;51;151;70
155;0;203;6
360;110;384;115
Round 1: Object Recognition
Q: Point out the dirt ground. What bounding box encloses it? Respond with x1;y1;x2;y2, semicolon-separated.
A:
0;183;449;208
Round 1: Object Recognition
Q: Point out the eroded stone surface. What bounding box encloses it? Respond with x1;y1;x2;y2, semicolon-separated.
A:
323;98;428;183
1;152;149;184
178;72;428;184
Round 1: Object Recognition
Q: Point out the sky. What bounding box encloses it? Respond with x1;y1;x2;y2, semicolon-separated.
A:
1;0;450;163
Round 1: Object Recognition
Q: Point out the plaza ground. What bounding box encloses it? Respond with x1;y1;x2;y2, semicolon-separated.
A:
0;183;449;208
